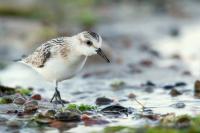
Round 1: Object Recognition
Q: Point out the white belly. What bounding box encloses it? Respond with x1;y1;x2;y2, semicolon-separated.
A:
34;56;87;82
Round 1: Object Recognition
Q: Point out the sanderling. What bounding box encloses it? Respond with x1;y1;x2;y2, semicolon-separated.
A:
20;31;110;106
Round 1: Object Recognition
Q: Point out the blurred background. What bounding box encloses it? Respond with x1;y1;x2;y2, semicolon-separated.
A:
0;0;199;88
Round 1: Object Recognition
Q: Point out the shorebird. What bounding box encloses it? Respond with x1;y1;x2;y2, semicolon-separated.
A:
20;31;110;106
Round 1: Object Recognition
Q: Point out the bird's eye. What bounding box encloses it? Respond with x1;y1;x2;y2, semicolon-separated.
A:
86;40;93;46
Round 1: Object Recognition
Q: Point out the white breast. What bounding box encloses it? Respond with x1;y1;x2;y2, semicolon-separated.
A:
34;55;87;82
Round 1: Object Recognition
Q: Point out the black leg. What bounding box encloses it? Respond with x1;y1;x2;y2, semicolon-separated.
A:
50;81;64;107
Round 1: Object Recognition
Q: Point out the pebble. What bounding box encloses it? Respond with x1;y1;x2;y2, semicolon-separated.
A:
23;100;39;113
6;119;23;127
163;85;174;90
128;93;136;99
81;114;91;121
194;80;200;98
170;88;182;97
55;111;81;122
169;26;180;37
95;97;113;106
101;105;133;116
139;59;153;67
175;82;187;87
194;80;200;93
146;81;156;86
31;94;42;100
13;97;26;105
171;102;186;108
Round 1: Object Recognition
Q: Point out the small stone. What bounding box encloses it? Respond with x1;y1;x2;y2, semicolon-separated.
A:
194;80;200;98
101;105;132;116
13;97;26;105
194;80;200;93
7;110;18;114
146;81;156;86
182;71;191;76
163;85;174;90
139;59;153;67
176;115;191;128
55;111;81;122
6;119;23;127
95;97;113;106
128;93;136;99
23;100;38;113
170;27;180;37
175;82;187;87
81;114;91;121
170;88;182;97
171;102;186;108
31;94;42;100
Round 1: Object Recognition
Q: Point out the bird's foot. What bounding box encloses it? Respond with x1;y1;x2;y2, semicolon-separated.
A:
50;89;64;107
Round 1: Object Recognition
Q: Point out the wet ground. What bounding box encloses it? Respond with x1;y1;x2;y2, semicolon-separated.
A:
0;1;200;133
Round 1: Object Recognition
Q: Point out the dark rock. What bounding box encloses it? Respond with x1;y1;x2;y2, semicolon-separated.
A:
146;81;156;86
31;94;42;100
0;85;15;96
163;85;174;90
23;100;38;113
170;27;180;37
55;111;81;122
95;97;113;106
170;88;182;97
101;105;133;116
142;108;154;115
194;80;200;93
175;82;187;87
171;102;185;109
13;97;26;105
175;115;191;128
7;110;18;114
194;80;200;98
17;111;25;117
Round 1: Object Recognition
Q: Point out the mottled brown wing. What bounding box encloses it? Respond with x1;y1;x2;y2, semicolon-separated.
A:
22;42;51;68
22;37;67;68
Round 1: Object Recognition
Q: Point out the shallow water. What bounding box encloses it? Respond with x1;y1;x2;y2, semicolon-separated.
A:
0;1;200;133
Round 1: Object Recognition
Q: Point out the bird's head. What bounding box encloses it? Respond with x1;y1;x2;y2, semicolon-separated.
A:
74;31;110;63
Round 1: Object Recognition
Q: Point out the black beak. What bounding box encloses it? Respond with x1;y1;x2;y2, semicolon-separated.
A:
96;48;110;63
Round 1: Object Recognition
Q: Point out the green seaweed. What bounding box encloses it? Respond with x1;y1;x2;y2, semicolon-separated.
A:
16;88;32;95
110;80;126;89
66;104;97;112
0;97;12;104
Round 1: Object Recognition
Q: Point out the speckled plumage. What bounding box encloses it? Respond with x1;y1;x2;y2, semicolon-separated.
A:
20;31;109;106
23;37;70;68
